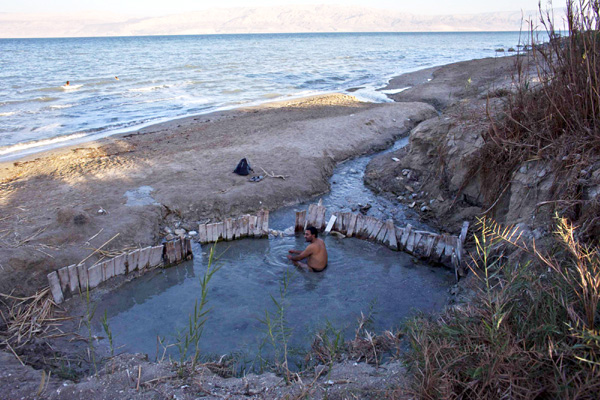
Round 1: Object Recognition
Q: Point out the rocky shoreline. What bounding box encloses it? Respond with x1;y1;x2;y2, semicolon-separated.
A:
1;53;570;399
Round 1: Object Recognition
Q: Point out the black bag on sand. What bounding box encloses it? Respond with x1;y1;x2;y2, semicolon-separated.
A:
233;158;253;176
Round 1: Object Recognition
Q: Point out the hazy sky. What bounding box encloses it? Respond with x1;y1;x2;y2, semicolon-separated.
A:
1;0;548;17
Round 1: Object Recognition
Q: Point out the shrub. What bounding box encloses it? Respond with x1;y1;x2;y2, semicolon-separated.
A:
472;0;600;241
403;217;600;399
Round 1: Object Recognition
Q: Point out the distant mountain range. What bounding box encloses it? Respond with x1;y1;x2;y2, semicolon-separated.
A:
0;5;542;38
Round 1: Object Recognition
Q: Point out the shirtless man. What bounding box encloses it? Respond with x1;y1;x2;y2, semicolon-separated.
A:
287;226;328;272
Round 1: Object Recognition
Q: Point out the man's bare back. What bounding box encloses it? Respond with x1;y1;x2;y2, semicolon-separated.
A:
287;227;328;272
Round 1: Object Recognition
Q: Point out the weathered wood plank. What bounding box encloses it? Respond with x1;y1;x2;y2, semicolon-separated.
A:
67;264;79;293
254;212;263;237
77;264;89;290
375;219;388;243
324;215;337;234
306;204;317;228
261;210;270;237
138;247;152;271
433;236;446;262
395;227;405;250
215;222;224;242
174;239;183;263
164;241;177;266
87;264;103;289
346;213;358;237
459;221;469;245
205;223;214;243
47;271;64;304
406;232;416;253
248;215;258;237
400;224;413;248
240;215;250;238
127;249;140;273
314;206;326;231
57;267;70;294
368;217;384;241
383;219;398;250
333;212;343;232
149;245;164;267
295;210;306;233
425;235;436;258
198;223;207;243
114;254;126;276
225;218;234;240
102;259;115;281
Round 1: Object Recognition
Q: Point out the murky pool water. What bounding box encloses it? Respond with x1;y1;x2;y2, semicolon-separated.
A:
93;237;452;364
91;137;451;366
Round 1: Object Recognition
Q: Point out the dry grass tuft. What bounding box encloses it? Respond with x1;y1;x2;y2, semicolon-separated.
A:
471;0;600;240
402;217;600;399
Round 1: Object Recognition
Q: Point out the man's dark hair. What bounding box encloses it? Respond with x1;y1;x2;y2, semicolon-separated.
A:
306;226;318;237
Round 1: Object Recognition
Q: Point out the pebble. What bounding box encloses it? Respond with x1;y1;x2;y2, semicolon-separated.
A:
421;206;431;212
391;157;400;162
188;230;198;236
408;202;416;208
174;229;186;237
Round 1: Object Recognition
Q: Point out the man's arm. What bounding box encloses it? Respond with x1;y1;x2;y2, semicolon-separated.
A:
290;244;315;261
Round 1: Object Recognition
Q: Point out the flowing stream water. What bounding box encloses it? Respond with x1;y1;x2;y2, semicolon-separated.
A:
90;138;453;369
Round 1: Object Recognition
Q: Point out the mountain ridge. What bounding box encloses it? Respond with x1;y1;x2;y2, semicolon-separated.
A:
0;5;540;38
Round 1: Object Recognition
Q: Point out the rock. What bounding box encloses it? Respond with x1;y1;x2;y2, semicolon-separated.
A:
164;233;175;241
97;208;107;215
402;169;410;176
330;231;346;239
188;230;198;236
421;206;431;212
408;202;416;208
397;195;405;201
359;203;372;214
392;157;400;162
174;228;186;237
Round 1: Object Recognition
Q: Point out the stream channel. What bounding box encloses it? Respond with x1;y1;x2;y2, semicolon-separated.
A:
90;137;454;370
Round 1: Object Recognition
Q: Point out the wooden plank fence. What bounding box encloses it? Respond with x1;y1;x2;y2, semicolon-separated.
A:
47;237;193;305
295;203;468;271
197;210;269;244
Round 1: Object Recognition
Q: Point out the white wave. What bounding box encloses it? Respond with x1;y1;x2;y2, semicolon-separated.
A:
379;87;410;95
0;111;16;117
0;132;88;156
61;84;83;91
49;104;74;110
32;123;61;132
129;85;167;93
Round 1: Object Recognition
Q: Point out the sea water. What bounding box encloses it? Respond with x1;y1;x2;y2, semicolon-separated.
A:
0;32;525;159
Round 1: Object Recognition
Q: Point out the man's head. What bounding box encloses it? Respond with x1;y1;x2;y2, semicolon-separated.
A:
304;226;318;242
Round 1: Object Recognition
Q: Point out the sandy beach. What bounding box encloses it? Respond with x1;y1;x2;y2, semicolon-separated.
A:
0;93;439;294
